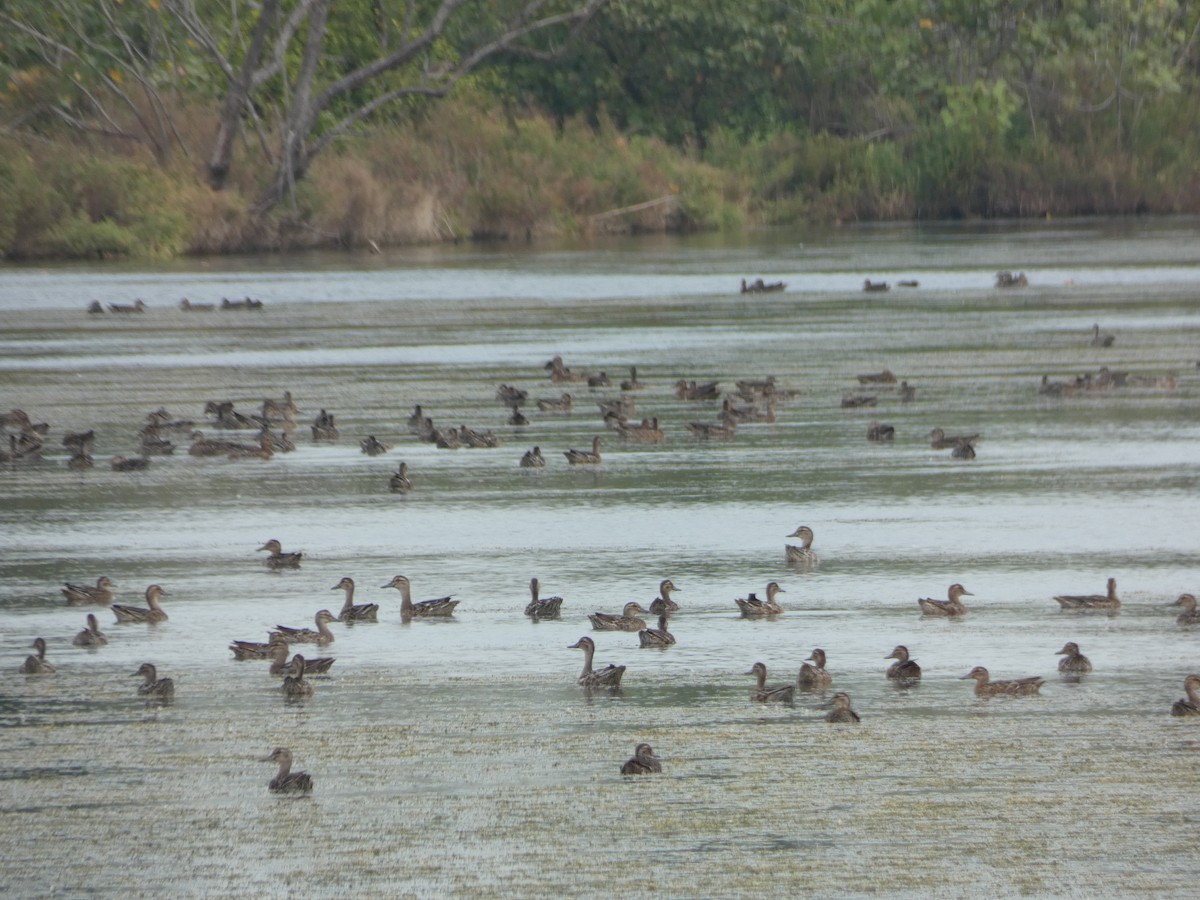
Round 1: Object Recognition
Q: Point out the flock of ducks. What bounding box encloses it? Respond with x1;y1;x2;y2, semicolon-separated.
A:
10;322;1196;786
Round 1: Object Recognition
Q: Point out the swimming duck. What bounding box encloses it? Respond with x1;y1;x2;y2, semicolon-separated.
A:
899;381;916;402
587;371;611;388
564;436;602;465
569;636;625;687
686;419;736;440
620;742;661;775
545;356;589;384
260;392;297;424
406;405;427;432
784;526;819;567
736;582;784;618
950;440;976;460
1172;593;1200;626
87;300;104;314
280;655;315;699
857;369;897;384
63;429;96;454
360;435;392;456
588;602;647;632
1053;577;1119;612
822;692;861;723
271;646;335;676
929;428;979;450
204;400;258;430
536;393;573;413
389;462;413;492
507;406;528;426
616;417;665;443
230;631;288;661
112;584;168;624
62;575;115;606
188;430;243;456
111;455;151;471
262;747;313;793
226;432;274;460
382;574;460;620
674;379;721;401
179;297;215;311
496;384;528;405
798;649;833;689
918;583;973;617
524;577;563;620
275;610;336;645
108;299;147;313
866;420;895;441
840;393;876;408
257;539;303;569
20;638;55;674
962;666;1044;698
620;367;644;391
995;271;1028;288
332;576;379;623
863;280;890;293
311;409;339;441
648;580;680;616
638;614;676;648
1170;674;1200;717
133;662;174;699
73;614;108;648
885;646;921;682
740;278;786;294
1091;323;1115;348
1056;641;1093;675
746;662;794;703
138;427;175;455
221;296;264;310
519;447;545;469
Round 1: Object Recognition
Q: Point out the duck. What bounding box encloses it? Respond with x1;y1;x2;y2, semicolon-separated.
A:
389;462;413;492
275;609;337;645
1053;577;1119;612
360;435;392;456
995;271;1029;288
260;392;297;424
111;455;151;471
950;440;976;460
620;743;661;775
496;384;528;405
918;583;973;617
188;430;244;456
1056;641;1093;675
784;525;819;567
587;371;611;388
899;381;916;402
281;655;315;699
620;367;644;391
262;747;313;793
798;649;833;689
648;580;680;616
746;662;794;703
381;574;460;620
112;584;168;624
616;417;665;443
545;356;589;384
225;432;274;460
20;638;55;674
1170;674;1200;717
62;575;115;606
840;393;876;408
271;645;335;676
524;577;563;620
311;409;339;440
674;379;721;401
507;406;528;426
736;582;784;618
1172;593;1200;626
331;576;379;623
564;436;602;465
962;666;1044;698
519;447;545;469
107;299;147;313
72;614;108;648
588;602;647;632
638;614;676;648
133;662;174;699
857;369;897;384
536;393;573;413
822;692;861;723
569;636;625;687
866;420;895;441
204;400;258;429
1091;323;1115;348
257;539;302;569
885;645;921;682
863;280;890;293
229;632;288;661
929;428;979;450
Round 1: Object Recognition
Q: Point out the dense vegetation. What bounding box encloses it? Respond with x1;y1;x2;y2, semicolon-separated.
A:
2;0;1198;259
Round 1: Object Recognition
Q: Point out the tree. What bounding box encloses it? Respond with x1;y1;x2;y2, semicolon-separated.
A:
163;0;609;212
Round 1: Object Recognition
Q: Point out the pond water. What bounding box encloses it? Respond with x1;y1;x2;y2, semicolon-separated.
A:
1;218;1199;897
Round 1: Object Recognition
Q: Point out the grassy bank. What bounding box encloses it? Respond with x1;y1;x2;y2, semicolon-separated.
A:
2;89;1199;262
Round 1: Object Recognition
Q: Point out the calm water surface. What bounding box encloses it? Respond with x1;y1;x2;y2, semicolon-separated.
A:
1;219;1199;897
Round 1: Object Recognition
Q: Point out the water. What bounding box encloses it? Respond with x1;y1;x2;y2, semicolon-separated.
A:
1;219;1199;897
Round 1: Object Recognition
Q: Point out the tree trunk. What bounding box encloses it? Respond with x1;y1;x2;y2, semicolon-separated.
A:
208;0;280;191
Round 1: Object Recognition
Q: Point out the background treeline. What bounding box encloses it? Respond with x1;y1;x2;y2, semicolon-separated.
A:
1;0;1198;260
